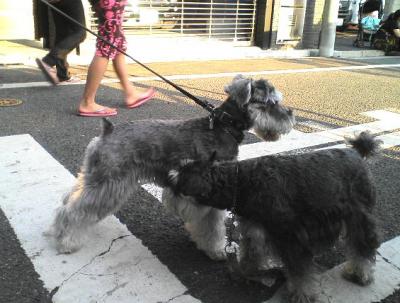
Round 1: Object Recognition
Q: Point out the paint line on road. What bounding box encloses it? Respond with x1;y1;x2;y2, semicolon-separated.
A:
316;131;400;151
266;236;400;303
239;110;400;160
296;120;333;131
0;134;199;303
1;63;400;90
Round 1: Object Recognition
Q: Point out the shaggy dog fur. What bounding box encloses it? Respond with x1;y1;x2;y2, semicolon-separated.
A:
164;132;381;303
47;75;295;259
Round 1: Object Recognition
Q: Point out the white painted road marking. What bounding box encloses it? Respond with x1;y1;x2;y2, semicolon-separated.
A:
1;110;400;302
266;236;400;303
1;63;400;90
238;110;400;160
0;134;200;303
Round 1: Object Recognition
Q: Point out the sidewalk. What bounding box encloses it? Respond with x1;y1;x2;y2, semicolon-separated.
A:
334;30;385;58
0;34;385;66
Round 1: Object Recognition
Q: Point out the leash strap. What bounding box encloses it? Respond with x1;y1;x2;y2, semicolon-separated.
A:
38;0;216;113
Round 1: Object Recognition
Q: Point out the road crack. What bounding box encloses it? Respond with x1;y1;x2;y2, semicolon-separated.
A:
48;234;132;300
158;290;190;303
377;251;400;272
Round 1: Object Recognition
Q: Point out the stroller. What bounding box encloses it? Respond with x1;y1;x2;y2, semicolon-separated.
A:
353;0;384;47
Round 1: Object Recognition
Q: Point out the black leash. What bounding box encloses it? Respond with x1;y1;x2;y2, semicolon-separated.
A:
38;0;216;114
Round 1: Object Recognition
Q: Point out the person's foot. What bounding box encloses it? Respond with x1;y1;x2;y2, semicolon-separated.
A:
78;103;117;117
60;76;82;84
347;24;358;31
126;88;155;109
36;58;60;85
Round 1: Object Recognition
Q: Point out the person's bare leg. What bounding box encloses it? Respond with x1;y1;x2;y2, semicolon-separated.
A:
79;55;115;113
112;53;153;106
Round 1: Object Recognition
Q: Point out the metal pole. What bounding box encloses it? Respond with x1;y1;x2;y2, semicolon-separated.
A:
319;0;340;57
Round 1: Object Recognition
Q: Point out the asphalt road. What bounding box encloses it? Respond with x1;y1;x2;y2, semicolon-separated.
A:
0;56;399;303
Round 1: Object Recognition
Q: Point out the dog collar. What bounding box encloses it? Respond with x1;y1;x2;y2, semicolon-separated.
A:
208;108;246;143
209;108;239;129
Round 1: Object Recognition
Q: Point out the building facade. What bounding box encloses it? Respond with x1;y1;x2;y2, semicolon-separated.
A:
1;0;399;51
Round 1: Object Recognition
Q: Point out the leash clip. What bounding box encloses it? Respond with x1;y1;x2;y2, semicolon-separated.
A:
209;113;215;130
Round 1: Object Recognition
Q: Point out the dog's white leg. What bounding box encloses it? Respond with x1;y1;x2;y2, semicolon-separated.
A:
48;172;138;253
342;209;378;285
286;273;318;303
162;189;227;260
342;257;375;286
184;207;227;261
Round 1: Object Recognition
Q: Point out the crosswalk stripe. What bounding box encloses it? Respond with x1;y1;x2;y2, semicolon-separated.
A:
238;110;400;160
0;134;200;303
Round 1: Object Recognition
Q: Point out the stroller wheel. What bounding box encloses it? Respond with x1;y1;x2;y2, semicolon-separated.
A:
353;39;364;48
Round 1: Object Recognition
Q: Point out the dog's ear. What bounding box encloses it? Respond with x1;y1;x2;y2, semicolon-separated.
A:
224;74;252;107
167;170;179;186
167;164;212;197
252;79;283;105
101;118;114;137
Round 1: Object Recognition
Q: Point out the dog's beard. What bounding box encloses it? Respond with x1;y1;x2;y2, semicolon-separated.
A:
254;129;281;141
251;113;292;142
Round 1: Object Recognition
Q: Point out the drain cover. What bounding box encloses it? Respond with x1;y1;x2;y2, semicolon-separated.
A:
0;98;23;107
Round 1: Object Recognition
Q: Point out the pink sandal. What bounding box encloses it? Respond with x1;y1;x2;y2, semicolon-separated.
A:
36;58;60;85
78;107;117;117
127;88;155;109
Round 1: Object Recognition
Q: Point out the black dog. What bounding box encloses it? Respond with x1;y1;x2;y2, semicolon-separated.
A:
163;132;381;303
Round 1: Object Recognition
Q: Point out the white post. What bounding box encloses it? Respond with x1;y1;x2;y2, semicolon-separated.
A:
319;0;340;57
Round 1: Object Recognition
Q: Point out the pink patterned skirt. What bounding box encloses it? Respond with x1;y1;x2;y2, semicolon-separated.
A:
93;0;128;59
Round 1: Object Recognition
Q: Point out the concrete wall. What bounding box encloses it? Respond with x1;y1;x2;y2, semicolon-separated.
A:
384;0;400;17
302;0;326;49
0;0;35;39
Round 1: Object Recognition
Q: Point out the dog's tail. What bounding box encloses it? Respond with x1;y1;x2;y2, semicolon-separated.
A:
346;131;382;159
101;118;114;137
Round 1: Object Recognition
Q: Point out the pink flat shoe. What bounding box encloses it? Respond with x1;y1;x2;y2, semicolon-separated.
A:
78;107;117;117
127;88;155;109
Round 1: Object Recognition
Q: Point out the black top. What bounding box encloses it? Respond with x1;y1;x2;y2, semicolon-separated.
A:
380;13;400;35
362;0;382;14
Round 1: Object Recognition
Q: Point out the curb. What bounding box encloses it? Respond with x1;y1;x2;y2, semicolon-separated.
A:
333;49;385;58
0;38;389;66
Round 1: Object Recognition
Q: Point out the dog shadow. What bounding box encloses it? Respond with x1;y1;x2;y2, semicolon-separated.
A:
117;187;283;303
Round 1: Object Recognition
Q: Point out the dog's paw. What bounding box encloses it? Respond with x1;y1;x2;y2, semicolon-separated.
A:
206;249;227;261
42;227;55;237
341;261;374;286
56;243;80;254
55;236;82;254
289;291;316;303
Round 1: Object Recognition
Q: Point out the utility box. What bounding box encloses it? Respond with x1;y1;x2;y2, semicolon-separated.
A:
276;0;307;44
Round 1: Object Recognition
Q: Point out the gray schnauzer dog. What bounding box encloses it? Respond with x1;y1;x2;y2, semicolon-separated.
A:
47;75;295;259
164;132;381;303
